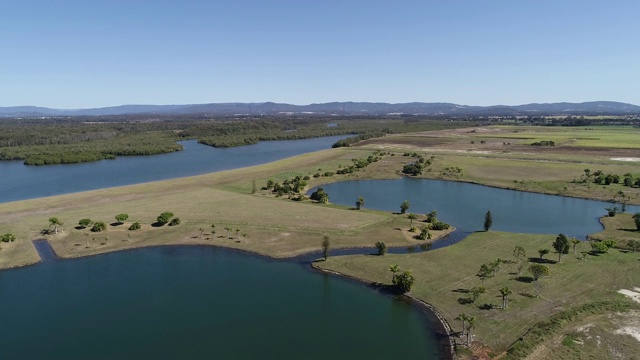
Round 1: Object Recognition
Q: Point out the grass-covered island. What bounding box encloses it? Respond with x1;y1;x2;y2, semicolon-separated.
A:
1;125;640;359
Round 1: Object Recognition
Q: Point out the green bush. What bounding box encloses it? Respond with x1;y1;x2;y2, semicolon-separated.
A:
91;221;107;232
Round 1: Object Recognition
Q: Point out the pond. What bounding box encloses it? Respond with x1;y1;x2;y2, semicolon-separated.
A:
0;244;442;359
315;177;640;240
0;135;349;203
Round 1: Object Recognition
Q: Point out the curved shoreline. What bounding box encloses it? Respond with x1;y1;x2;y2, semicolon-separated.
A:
28;238;456;359
312;264;456;360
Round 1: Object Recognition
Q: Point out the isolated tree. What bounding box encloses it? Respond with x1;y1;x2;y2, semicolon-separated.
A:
417;227;430;240
400;200;410;214
1;233;16;243
211;223;216;235
489;258;503;276
466;316;477;346
633;213;640;231
392;270;415;293
426;210;437;223
91;221;107;232
156;212;174;226
310;188;329;203
389;264;400;282
48;217;63;234
128;221;141;231
538;248;549;259
628;239;640;253
242;233;248;242
235;228;240;239
455;313;468;338
407;213;417;228
513;245;526;262
528;264;549;281
321;236;330;260
483;210;492;231
477;264;491;284
225;227;232;239
78;218;92;229
500;286;512;309
553;233;570;262
355;196;365;210
470;285;485;302
571;238;581;254
375;241;387;255
115;213;129;225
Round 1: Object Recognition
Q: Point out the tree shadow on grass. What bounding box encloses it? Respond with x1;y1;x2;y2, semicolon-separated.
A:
519;292;536;299
74;226;87;230
478;303;496;310
527;257;556;264
515;276;534;283
151;222;166;228
452;288;470;294
110;222;123;227
619;228;640;233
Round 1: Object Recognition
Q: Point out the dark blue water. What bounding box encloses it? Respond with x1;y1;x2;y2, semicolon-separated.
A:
0;135;348;203
0;245;441;359
315;178;640;239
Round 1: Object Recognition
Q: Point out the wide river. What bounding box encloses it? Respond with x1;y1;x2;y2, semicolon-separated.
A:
0;137;444;359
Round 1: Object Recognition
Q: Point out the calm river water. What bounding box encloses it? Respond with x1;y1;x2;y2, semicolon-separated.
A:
0;135;349;203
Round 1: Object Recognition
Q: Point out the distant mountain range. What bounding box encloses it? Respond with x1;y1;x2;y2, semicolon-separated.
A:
1;101;639;117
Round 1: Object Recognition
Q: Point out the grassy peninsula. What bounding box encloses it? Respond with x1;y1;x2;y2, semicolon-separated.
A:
1;124;640;359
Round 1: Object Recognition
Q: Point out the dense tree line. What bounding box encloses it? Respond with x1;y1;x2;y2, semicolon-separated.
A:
0;116;468;165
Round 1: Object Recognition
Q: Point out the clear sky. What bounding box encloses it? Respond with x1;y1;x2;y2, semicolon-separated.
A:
2;1;639;108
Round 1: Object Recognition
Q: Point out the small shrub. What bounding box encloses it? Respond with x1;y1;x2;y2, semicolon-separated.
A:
91;221;107;232
168;217;181;226
1;233;16;243
128;221;141;231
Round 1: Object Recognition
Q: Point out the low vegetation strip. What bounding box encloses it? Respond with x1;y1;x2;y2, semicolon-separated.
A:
506;300;637;359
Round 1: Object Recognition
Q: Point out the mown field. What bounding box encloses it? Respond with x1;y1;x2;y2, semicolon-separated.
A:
316;229;640;358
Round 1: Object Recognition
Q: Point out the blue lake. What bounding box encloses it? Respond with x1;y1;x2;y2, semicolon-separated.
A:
0;135;349;203
315;178;640;240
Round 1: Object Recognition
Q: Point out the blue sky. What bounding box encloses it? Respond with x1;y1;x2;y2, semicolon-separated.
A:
2;1;639;108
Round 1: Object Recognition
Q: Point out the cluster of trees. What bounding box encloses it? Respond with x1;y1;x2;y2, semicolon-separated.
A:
530;140;555;146
0;116;467;166
580;169;640;188
440;166;463;179
310;188;329;204
401;153;434;176
336;154;382;175
264;176;309;197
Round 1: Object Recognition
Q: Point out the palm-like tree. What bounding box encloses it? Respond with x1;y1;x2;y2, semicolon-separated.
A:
224;227;232;239
48;217;63;234
466;316;477;346
389;264;400;282
235;228;240;239
455;313;468;338
500;286;512;309
407;213;417;228
571;238;581;254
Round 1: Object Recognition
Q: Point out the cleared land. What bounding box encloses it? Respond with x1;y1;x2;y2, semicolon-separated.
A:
316;230;640;358
357;125;640;204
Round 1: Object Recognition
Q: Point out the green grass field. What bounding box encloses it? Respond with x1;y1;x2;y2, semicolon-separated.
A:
316;230;640;355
